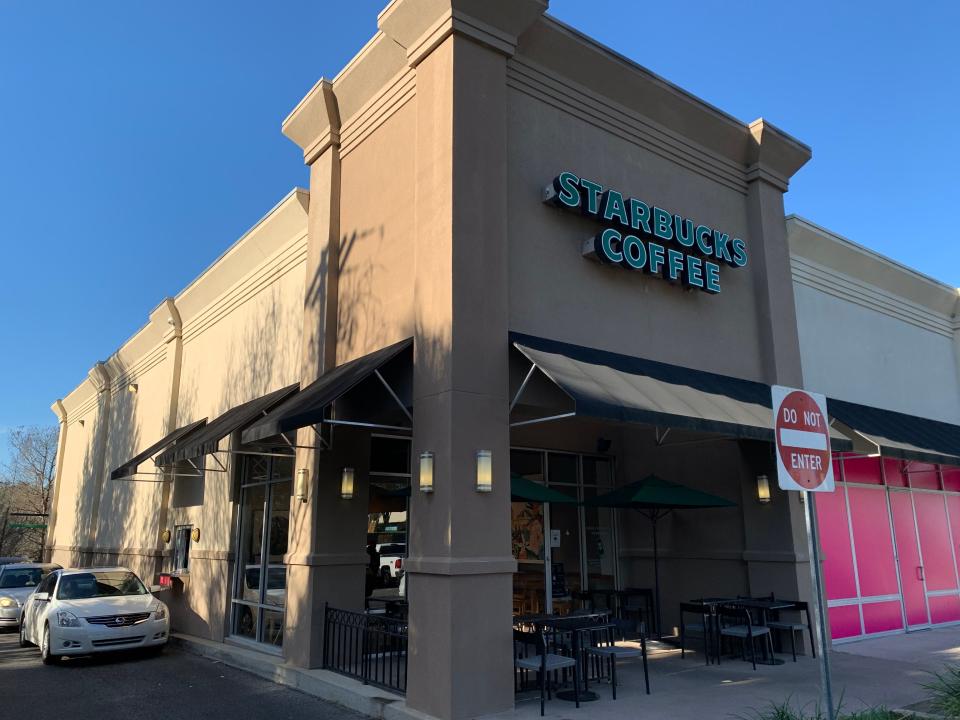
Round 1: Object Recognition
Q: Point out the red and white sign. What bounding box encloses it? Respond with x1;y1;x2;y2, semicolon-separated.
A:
772;385;835;493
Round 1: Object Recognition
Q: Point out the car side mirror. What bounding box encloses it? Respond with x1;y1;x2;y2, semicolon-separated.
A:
34;592;49;602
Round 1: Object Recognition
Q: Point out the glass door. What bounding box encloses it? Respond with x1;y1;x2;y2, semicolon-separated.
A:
231;455;292;648
547;452;581;614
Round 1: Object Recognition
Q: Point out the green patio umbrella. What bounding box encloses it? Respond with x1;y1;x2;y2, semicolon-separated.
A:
369;474;577;504
510;473;578;504
587;474;736;638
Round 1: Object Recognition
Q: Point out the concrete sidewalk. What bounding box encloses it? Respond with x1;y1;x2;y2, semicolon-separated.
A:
487;628;960;720
173;628;960;720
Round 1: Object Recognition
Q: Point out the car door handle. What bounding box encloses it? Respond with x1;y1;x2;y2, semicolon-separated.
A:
917;566;925;581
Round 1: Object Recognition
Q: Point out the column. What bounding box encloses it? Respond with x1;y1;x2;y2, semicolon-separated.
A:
743;119;816;618
84;361;113;555
379;2;545;717
281;78;358;668
44;399;69;562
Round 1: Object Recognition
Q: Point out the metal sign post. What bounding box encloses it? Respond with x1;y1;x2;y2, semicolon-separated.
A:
804;491;836;720
771;385;837;720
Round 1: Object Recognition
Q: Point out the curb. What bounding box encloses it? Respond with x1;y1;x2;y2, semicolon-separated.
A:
170;633;424;720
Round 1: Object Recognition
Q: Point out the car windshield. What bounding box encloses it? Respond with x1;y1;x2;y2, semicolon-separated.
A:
0;568;43;588
57;571;147;600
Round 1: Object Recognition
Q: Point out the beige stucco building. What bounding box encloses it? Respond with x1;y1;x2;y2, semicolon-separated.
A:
44;2;960;719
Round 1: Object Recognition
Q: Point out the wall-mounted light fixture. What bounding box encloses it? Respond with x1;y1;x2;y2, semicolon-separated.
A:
127;383;138;394
78;419;85;427
161;528;171;544
419;451;434;493
756;474;771;504
476;450;493;493
295;468;309;504
191;527;201;542
341;467;355;500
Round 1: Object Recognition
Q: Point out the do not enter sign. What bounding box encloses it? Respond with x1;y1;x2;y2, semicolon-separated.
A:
772;385;835;493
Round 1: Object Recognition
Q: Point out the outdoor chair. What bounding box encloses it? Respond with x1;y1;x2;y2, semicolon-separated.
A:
679;601;714;665
765;598;816;662
514;628;579;716
581;622;649;700
717;605;773;671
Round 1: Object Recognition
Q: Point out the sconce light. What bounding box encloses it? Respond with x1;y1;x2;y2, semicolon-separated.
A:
78;419;85;427
419;452;434;493
191;527;200;542
127;383;138;394
756;474;771;504
295;468;309;504
476;450;493;493
161;528;171;544
341;467;355;500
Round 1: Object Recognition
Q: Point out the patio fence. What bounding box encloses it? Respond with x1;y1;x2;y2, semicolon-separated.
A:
323;605;408;694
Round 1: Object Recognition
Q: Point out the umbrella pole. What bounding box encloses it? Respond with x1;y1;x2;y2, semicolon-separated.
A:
652;512;662;640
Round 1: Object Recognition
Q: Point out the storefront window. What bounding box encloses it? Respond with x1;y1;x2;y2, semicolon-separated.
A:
367;435;410;601
231;455;291;648
511;448;618;615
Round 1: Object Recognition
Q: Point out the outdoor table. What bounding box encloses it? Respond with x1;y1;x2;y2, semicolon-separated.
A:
512;611;612;702
692;597;794;665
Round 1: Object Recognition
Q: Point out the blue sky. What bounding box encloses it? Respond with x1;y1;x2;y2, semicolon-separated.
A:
1;0;958;447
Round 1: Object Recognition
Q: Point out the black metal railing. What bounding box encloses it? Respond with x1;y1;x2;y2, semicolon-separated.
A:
323;605;408;694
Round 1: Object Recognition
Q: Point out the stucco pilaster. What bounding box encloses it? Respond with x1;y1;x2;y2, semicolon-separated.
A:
281;77;347;668
44;399;69;561
85;361;113;548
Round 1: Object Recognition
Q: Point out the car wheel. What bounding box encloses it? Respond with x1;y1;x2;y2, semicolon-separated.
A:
40;625;59;665
19;618;31;648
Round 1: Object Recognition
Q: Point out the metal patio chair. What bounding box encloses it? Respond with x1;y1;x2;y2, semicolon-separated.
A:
514;628;579;716
717;604;773;671
765;598;816;662
581;622;650;700
679;601;714;665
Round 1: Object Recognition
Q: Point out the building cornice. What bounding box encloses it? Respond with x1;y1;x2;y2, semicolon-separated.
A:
282;79;341;165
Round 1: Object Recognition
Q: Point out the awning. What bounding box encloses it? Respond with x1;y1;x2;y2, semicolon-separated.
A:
828;398;960;465
156;383;299;465
110;419;207;480
242;338;413;445
509;332;852;449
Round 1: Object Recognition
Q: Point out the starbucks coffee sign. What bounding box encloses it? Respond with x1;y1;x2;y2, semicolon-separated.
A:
544;171;748;295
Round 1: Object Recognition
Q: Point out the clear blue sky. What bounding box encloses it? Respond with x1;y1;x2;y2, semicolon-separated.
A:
1;0;958;443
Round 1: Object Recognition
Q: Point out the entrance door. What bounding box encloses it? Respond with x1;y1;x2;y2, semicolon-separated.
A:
913;492;960;623
889;490;930;629
546;452;582;614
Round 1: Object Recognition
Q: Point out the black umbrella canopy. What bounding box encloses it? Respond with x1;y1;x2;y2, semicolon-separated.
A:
586;474;736;510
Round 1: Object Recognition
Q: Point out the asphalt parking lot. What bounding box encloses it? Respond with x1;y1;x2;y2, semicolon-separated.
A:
0;630;365;720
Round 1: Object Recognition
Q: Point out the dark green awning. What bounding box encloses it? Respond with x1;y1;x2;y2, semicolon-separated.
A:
242;339;412;445
156;384;299;465
828;398;960;465
110;419;207;480
511;332;851;450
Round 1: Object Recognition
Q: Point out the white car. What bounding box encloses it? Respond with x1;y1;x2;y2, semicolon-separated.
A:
19;566;170;664
376;543;406;581
0;563;61;629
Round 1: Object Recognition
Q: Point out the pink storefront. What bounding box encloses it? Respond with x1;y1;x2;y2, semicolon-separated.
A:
817;455;960;641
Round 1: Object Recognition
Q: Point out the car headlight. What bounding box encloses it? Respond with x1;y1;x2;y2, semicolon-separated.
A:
0;596;17;608
57;610;81;628
150;600;168;620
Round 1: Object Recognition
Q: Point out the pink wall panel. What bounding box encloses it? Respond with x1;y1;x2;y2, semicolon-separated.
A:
884;459;907;487
828;604;862;639
928;595;960;625
947;495;960;579
943;468;960;492
847;486;899;597
861;600;904;634
816;486;858;600
914;493;958;593
890;491;929;627
841;457;883;485
909;463;941;491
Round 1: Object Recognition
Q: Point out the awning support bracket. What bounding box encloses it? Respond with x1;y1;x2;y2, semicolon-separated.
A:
510;364;537;413
510;412;577;428
374;369;413;423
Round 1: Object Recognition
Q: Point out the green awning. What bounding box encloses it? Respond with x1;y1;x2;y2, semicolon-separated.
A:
511;474;578;504
586;474;736;510
828;398;960;466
